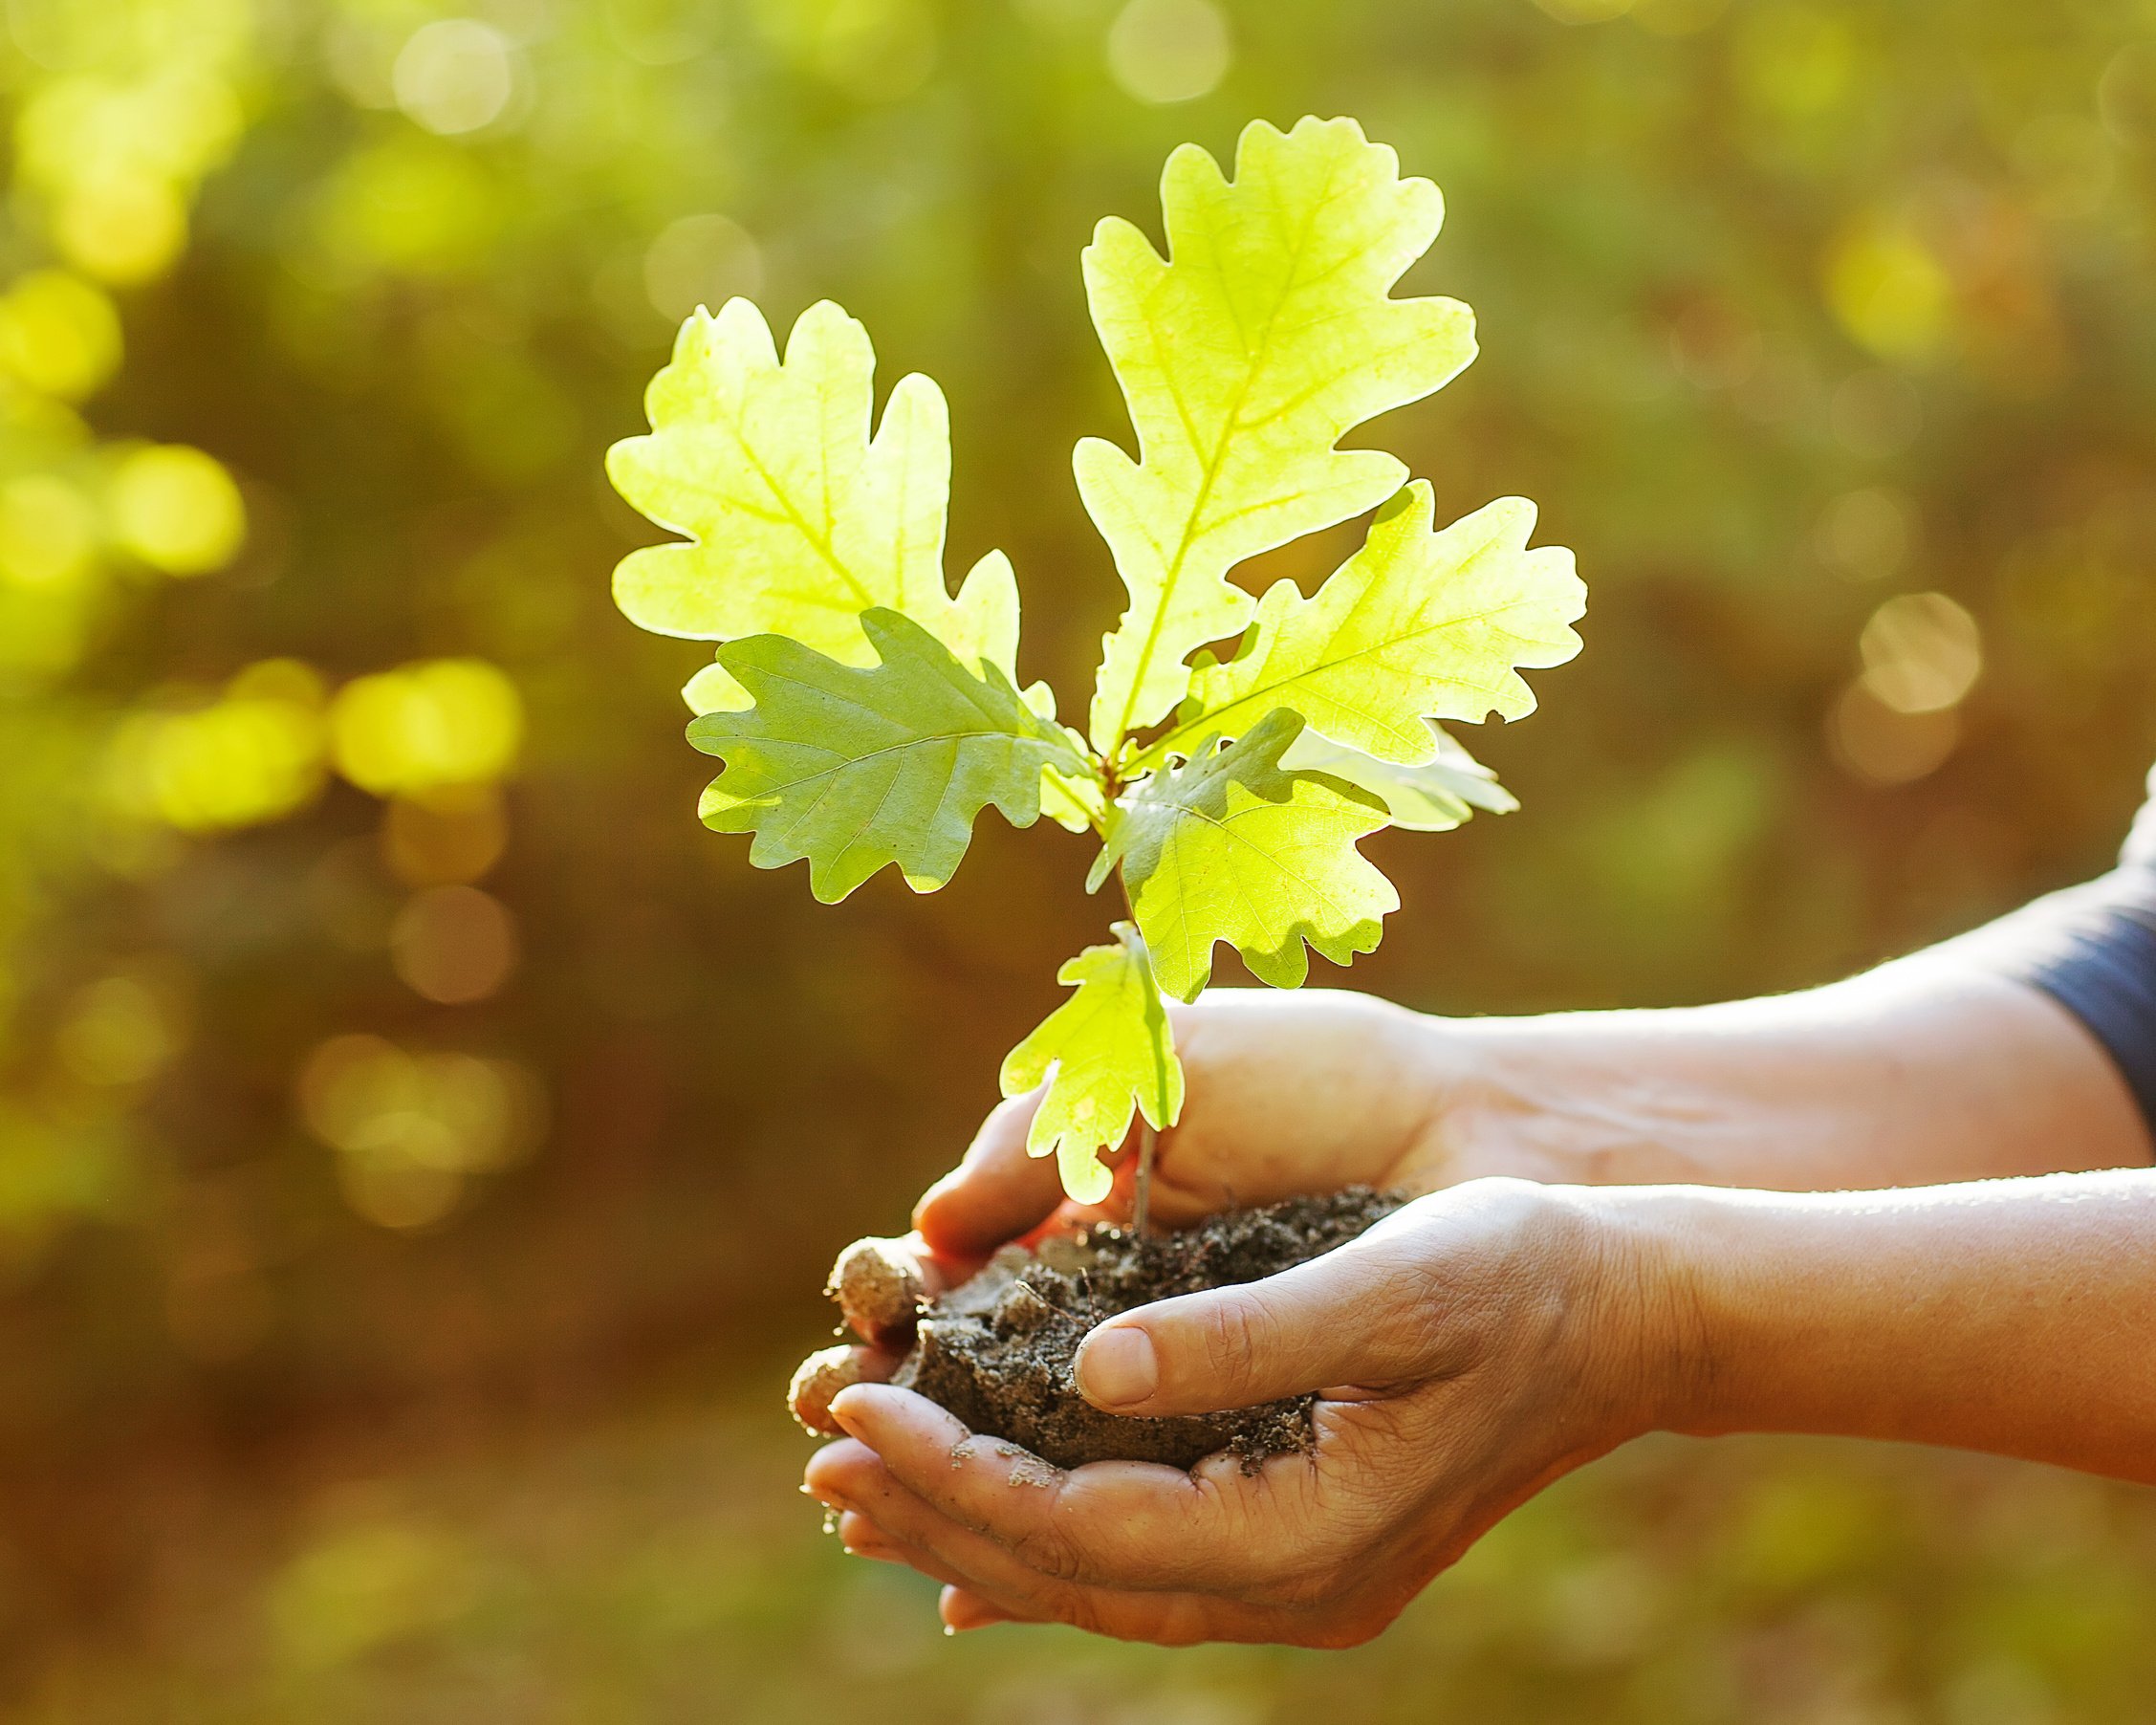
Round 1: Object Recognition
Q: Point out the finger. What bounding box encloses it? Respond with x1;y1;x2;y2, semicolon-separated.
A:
826;1384;1326;1597
817;1437;1174;1629
1071;1218;1438;1418
941;1586;1027;1632
838;1510;976;1592
817;1436;1270;1644
791;1343;902;1435
913;1094;1078;1256
828;1234;957;1344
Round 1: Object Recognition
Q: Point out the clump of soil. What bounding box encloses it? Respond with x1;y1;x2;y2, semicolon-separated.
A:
895;1189;1404;1472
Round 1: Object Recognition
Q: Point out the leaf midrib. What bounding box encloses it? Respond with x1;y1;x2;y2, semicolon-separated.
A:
1102;154;1349;751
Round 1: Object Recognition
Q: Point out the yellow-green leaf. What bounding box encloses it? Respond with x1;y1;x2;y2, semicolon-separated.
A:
999;923;1183;1204
1092;709;1398;1001
1163;483;1584;767
608;297;1030;701
1079;117;1476;755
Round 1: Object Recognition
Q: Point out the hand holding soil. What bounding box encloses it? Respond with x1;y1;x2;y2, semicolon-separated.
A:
803;1175;1651;1647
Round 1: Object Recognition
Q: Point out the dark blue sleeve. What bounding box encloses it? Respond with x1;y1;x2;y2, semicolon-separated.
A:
1949;768;2156;1148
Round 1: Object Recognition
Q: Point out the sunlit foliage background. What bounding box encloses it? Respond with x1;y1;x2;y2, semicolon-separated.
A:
3;0;2154;1716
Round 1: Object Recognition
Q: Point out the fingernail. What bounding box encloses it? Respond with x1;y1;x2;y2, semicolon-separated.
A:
827;1387;870;1436
1076;1326;1157;1408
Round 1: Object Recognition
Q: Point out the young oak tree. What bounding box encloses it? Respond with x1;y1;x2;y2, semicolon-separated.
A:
607;118;1584;1214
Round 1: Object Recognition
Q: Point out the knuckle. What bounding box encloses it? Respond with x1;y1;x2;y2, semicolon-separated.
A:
1193;1293;1273;1394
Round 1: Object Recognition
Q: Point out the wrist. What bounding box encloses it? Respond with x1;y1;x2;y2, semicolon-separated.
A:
1422;1014;1711;1190
1557;1184;1721;1441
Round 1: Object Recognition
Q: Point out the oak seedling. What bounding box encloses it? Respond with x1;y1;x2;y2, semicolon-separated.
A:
608;117;1584;1216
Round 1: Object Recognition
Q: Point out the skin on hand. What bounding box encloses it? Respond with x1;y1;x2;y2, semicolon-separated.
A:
807;1178;1662;1647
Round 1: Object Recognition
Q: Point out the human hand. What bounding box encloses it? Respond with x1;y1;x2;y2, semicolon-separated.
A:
806;1176;1665;1644
913;987;1576;1264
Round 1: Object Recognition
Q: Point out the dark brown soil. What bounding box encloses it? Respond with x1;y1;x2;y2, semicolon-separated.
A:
893;1189;1405;1472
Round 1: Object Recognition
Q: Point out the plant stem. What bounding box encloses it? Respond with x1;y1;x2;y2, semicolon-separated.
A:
1112;865;1160;1237
1132;1122;1157;1238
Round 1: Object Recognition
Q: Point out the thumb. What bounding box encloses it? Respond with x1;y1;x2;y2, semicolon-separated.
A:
1071;1226;1436;1417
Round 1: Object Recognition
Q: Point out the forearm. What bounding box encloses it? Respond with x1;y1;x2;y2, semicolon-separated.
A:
1605;1170;2156;1483
1440;958;2150;1191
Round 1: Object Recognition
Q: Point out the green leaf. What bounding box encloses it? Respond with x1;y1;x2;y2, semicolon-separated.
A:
1080;117;1477;756
688;607;1084;903
999;923;1184;1204
1092;709;1398;1001
1280;720;1517;832
1161;483;1584;768
607;298;1027;702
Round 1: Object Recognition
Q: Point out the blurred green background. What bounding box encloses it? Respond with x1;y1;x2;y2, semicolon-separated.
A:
3;0;2155;1716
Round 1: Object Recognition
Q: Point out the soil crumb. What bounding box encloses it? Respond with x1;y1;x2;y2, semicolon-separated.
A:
892;1189;1404;1472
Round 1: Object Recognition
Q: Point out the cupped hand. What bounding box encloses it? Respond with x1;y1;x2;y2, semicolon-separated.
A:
913;987;1562;1263
807;1177;1666;1646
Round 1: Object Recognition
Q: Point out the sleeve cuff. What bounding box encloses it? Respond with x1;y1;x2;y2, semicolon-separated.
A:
1938;871;2156;1148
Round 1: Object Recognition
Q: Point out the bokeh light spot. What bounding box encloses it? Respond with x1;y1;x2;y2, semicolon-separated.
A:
1860;592;1982;714
643;214;765;323
106;662;330;834
393;20;515;137
1829;681;1959;786
330;659;523;798
390;885;519;1005
311;138;499;277
1106;0;1231;105
268;1518;482;1666
0;474;98;588
1825;217;1951;361
2097;42;2156;149
0;270;121;401
14;68;243;284
1734;3;1857;120
107;444;247;576
53;175;187;284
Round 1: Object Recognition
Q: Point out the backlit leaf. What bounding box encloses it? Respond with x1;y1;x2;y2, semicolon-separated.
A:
608;298;1030;702
999;923;1183;1204
1091;708;1398;1000
1080;117;1476;755
1163;483;1583;767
